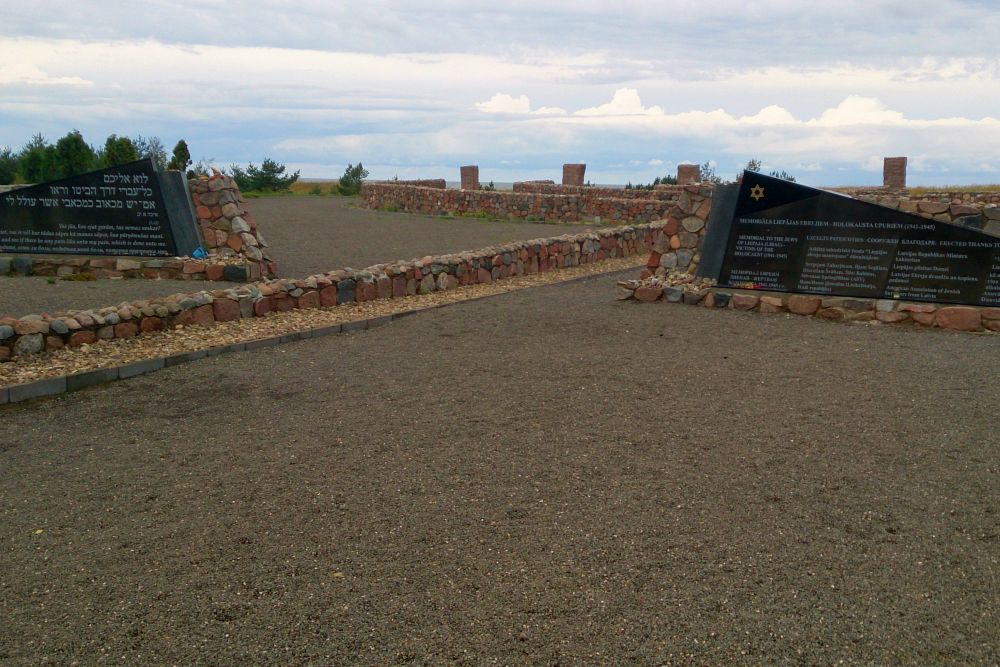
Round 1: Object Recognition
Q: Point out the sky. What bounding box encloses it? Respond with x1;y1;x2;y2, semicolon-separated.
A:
2;1;999;187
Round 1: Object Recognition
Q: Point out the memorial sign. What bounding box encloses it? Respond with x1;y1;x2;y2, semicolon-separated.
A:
0;158;201;258
706;172;1000;307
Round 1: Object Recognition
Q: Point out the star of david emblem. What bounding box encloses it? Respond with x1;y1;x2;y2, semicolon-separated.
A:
749;184;765;201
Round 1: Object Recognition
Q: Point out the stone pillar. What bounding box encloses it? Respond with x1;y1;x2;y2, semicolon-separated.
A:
562;163;586;186
460;165;479;190
883;157;907;189
677;164;700;185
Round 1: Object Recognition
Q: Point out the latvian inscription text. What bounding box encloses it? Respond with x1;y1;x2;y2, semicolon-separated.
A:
718;173;1000;307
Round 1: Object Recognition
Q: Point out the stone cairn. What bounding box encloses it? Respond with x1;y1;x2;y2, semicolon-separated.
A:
189;172;277;280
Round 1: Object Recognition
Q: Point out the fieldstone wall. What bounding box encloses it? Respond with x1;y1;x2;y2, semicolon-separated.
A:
830;189;1000;235
635;187;714;276
512;182;683;202
387;179;446;189
360;183;694;224
0;224;657;360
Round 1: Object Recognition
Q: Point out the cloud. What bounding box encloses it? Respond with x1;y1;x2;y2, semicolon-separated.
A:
475;93;567;115
476;93;531;114
0;63;91;86
574;88;663;116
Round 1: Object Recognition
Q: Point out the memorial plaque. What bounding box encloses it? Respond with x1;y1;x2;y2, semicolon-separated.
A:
711;172;1000;307
0;158;201;258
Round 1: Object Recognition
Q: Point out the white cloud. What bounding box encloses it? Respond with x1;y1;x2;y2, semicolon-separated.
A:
0;63;91;86
575;88;663;116
476;93;531;114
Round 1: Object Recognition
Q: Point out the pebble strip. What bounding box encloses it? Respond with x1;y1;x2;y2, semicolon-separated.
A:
0;255;643;401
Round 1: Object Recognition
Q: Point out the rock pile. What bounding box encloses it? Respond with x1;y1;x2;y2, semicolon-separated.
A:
189;172;277;279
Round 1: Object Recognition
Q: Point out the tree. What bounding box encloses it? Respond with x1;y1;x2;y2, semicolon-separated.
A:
17;134;54;183
229;157;300;192
743;158;796;182
699;161;722;184
133;135;167;170
103;134;139;167
337;162;369;195
53;130;97;178
0;146;17;184
167;139;192;172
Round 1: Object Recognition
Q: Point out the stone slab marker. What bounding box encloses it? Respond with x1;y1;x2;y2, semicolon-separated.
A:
460;165;479;190
562;164;586;186
677;164;700;185
883;157;907;189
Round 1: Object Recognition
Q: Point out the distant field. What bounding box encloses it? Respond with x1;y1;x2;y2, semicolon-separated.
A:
288;179;339;195
909;184;1000;195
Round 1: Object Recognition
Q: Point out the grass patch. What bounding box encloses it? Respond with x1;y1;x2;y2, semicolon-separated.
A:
242;180;342;198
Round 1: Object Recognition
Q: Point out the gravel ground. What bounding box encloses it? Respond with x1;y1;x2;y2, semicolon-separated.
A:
1;270;998;665
0;197;595;318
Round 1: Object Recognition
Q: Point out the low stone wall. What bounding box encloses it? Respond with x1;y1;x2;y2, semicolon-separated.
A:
360;183;691;224
385;179;446;189
616;279;1000;333
0;224;657;360
0;255;256;281
512;182;683;201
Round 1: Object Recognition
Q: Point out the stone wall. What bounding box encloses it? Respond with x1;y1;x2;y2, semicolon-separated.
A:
0;224;657;360
830;188;1000;235
512;182;683;201
387;179;446;189
360;183;687;224
636;187;714;276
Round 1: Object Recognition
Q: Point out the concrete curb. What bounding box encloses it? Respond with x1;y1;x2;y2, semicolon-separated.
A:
0;263;639;406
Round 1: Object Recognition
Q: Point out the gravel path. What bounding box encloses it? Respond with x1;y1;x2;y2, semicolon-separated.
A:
0;197;595;318
2;270;998;665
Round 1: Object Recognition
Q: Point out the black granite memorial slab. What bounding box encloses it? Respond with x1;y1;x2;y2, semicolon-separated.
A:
708;172;1000;307
0;159;201;258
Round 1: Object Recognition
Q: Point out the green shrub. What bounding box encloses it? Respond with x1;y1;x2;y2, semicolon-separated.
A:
337;162;369;195
230;158;300;192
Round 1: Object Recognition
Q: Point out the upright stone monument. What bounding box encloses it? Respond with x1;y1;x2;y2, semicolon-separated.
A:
701;172;1000;307
562;164;586;186
677;164;700;185
460;165;479;190
883;157;907;189
0;158;201;257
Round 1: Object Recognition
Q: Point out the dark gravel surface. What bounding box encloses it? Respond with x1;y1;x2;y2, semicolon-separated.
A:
2;270;998;665
0;197;595;318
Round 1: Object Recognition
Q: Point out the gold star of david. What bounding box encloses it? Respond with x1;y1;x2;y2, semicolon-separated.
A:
749;184;765;201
